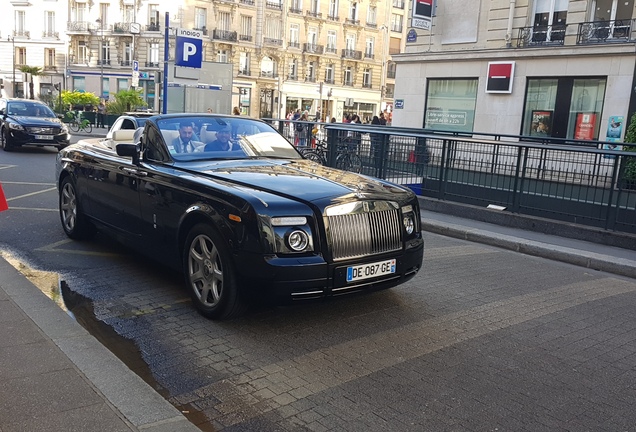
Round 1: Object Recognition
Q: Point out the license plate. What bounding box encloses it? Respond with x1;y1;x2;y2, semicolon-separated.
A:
35;135;54;140
346;259;396;282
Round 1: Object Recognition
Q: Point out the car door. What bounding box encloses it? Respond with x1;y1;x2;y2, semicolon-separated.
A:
82;146;144;236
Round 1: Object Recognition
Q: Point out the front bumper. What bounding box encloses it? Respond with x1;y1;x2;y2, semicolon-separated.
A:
237;238;424;300
9;129;70;147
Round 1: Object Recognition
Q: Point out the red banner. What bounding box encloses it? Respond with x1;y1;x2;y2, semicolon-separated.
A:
575;113;597;141
0;184;8;212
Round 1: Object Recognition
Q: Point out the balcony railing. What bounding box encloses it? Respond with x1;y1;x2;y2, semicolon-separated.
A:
264;37;282;46
303;43;324;54
240;0;255;4
343;80;353;87
287;74;298;81
145;61;160;67
13;30;30;38
194;27;209;35
327;14;339;21
362;82;372;89
266;1;282;10
67;21;89;32
367;22;377;29
145;23;160;32
325;46;337;54
341;49;362;60
42;31;59;39
260;71;278;78
387;70;396;79
364;51;374;59
213;29;237;42
239;34;253;41
289;41;300;49
238;68;251;76
97;59;111;66
305;76;316;82
577;19;634;44
517;24;566;47
392;0;405;9
289;7;302;14
306;10;322;18
120;60;132;66
325;78;335;84
44;65;57;71
345;18;360;26
113;22;130;33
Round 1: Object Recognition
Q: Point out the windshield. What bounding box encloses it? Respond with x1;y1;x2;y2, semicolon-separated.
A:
7;102;55;118
158;116;302;161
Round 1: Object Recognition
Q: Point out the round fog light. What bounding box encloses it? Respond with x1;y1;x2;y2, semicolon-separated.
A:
287;230;309;251
403;215;414;235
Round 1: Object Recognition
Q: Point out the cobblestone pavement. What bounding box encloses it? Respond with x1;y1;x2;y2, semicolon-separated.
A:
53;232;636;432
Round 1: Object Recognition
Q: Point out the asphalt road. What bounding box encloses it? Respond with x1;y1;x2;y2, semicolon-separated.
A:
2;144;636;431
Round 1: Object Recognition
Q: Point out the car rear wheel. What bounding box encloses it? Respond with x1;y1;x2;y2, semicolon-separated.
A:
59;176;95;240
0;127;14;152
183;224;246;320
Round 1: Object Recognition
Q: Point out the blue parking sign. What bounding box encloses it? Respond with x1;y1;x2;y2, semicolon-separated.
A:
175;28;203;69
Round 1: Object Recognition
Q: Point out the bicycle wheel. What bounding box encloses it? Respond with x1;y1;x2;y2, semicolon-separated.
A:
82;123;93;134
302;149;326;165
336;153;362;173
69;122;80;133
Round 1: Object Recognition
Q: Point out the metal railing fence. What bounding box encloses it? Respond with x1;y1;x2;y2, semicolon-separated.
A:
265;119;636;234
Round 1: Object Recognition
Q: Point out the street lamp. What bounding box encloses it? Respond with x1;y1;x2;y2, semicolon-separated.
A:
96;18;104;99
7;35;15;97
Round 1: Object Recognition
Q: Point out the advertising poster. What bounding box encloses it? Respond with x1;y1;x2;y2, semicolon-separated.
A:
603;115;624;158
530;110;552;136
574;113;597;140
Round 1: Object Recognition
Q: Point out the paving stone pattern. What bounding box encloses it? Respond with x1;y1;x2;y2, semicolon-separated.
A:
59;233;636;431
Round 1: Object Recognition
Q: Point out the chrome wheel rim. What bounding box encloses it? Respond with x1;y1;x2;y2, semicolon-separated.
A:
188;234;223;307
60;182;77;233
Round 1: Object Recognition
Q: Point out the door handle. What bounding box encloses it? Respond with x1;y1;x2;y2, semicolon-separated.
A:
122;167;147;177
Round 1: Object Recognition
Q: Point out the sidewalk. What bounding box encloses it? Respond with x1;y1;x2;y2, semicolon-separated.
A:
1;200;634;431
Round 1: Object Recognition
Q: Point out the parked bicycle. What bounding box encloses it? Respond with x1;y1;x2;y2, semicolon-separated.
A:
301;137;362;173
65;111;93;134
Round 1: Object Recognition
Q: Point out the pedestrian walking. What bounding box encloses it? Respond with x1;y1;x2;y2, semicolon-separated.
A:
96;100;106;128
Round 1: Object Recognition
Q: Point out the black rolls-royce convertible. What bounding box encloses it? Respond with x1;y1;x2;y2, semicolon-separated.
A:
56;114;424;319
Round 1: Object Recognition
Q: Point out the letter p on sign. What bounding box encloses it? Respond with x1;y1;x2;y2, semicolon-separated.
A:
175;28;203;69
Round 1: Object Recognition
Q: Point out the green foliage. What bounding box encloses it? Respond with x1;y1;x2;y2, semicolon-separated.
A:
623;113;636;185
105;89;147;115
18;65;43;76
61;91;100;110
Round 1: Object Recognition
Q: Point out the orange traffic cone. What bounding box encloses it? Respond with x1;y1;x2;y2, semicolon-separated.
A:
0;183;8;212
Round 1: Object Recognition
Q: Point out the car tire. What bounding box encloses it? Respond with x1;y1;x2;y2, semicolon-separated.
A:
183;223;247;320
1;127;14;152
59;176;95;240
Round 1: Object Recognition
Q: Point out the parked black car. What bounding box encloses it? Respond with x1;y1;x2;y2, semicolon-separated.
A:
55;114;424;319
0;98;70;151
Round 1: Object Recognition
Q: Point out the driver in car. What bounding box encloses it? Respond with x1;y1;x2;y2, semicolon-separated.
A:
204;125;240;151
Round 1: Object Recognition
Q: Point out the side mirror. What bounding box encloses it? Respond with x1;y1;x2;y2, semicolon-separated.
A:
116;142;141;165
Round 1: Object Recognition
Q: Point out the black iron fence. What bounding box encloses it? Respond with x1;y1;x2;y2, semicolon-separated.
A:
265;119;636;234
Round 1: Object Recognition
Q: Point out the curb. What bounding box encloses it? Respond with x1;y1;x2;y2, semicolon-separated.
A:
421;219;636;279
0;256;200;432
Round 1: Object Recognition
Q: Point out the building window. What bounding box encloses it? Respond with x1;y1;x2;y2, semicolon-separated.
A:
365;37;374;57
73;3;86;22
327;30;337;50
362;68;371;88
239;52;251;74
532;0;567;42
44;48;56;68
16;47;27;66
329;0;338;18
344;66;353;86
123;42;131;65
149;4;159;28
101;40;111;65
123;5;134;22
310;0;320;14
77;41;87;63
217;50;228;63
291;0;303;11
118;78;129;92
218;11;230;31
195;7;207;31
289;58;298;79
308;27;318;45
102;77;110;98
391;13;403;32
290;23;300;46
349;1;358;20
265;18;282;40
44;11;56;37
425;78;478;132
307;61;316;81
367;5;377;25
522;77;607;140
100;3;109;25
73;76;85;92
325;63;334;83
241;15;252;40
149;43;159;64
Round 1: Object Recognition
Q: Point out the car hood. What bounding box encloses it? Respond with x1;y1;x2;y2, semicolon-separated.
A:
182;158;413;203
10;116;64;127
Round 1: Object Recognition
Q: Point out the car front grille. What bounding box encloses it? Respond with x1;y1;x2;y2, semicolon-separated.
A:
325;201;402;261
27;127;59;134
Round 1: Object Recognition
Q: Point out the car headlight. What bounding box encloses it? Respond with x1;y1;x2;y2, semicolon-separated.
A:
61;124;69;133
287;229;310;251
8;122;25;131
401;204;418;235
269;216;314;254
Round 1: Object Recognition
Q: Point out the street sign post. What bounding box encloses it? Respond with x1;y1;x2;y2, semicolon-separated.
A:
175;28;203;69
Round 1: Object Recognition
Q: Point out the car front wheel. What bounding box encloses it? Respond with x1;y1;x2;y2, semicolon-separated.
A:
0;127;14;152
59;176;95;240
183;224;246;320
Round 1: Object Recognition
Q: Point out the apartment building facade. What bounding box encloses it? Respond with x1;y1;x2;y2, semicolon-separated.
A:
1;0;406;120
393;0;636;142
